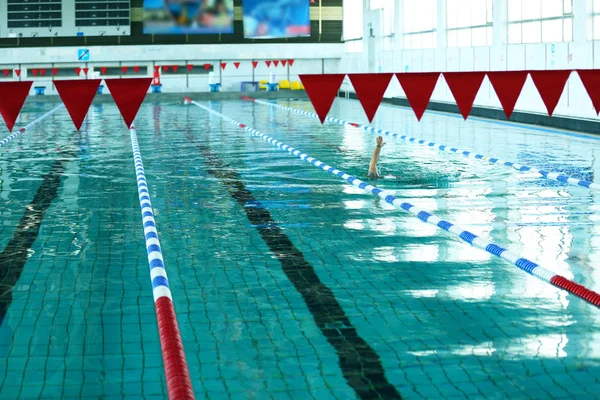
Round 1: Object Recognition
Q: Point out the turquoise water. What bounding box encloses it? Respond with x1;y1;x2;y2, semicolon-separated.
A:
0;98;599;399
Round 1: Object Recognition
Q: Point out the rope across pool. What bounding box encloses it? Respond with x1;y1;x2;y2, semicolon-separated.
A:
188;96;600;309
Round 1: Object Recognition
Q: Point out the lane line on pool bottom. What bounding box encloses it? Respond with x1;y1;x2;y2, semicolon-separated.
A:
187;97;600;309
0;104;64;149
246;97;598;192
177;121;403;400
0;151;73;327
129;127;195;400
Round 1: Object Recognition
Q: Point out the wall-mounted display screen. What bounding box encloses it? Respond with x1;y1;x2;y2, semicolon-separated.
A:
242;0;310;39
143;0;233;34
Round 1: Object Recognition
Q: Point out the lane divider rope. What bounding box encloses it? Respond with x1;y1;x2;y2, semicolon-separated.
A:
245;97;598;191
187;97;600;309
0;104;64;149
129;126;196;400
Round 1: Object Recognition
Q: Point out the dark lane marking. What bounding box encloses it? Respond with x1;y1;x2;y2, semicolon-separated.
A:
0;152;74;325
180;126;402;399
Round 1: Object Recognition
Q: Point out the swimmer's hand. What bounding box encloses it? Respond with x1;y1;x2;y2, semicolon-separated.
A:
376;136;385;148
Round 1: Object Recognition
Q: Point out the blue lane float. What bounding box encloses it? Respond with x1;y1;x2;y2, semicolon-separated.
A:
0;104;64;149
128;126;195;396
249;98;599;192
186;97;600;309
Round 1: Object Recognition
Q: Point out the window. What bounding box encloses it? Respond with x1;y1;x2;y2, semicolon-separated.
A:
403;0;437;49
370;0;394;36
591;0;600;40
507;0;573;43
75;0;130;27
447;0;493;47
343;0;363;41
7;0;62;29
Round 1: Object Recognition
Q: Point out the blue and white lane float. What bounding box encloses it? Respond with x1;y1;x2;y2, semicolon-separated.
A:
129;126;195;400
0;104;64;149
186;97;600;309
246;97;599;191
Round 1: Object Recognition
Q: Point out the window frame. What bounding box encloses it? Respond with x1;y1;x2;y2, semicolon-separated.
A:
507;0;574;44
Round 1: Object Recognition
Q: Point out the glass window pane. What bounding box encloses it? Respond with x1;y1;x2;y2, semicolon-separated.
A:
563;0;573;14
472;26;487;46
541;18;563;42
487;26;493;45
522;20;542;43
508;0;522;21
404;0;436;34
343;0;363;40
447;0;458;29
508;23;522;43
563;17;573;41
422;32;436;48
487;0;493;22
447;30;458;47
522;0;541;20
457;6;471;28
412;33;422;49
594;15;600;40
595;0;600;13
471;0;487;25
404;35;412;48
457;28;471;47
541;0;563;18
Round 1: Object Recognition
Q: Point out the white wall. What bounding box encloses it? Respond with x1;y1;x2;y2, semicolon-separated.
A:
0;43;343;95
341;0;600;120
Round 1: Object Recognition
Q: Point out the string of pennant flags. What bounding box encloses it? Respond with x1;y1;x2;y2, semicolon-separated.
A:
0;59;296;79
298;70;600;123
0;78;152;133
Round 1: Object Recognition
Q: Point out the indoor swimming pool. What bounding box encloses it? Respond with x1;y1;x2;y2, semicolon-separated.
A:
0;98;599;399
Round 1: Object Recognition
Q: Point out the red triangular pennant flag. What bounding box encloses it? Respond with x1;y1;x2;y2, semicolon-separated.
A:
204;63;211;71
266;61;272;68
395;72;440;121
252;61;258;69
348;73;393;123
104;78;152;128
221;62;227;70
443;72;486;120
172;65;179;72
274;60;279;67
234;62;240;69
100;67;107;75
487;71;528;119
2;70;9;77
187;64;193;72
282;60;287;67
121;66;128;74
133;66;141;73
299;74;346;123
32;69;38;77
40;69;46;76
52;68;59;76
75;67;82;76
83;68;89;75
15;70;21;77
162;65;169;72
54;79;101;131
288;59;295;67
0;81;33;132
577;69;600;115
529;70;571;117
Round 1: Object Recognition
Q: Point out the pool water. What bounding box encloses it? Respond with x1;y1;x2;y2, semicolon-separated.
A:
0;98;599;399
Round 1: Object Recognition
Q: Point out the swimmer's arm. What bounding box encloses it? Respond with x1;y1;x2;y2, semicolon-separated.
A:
368;137;384;178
